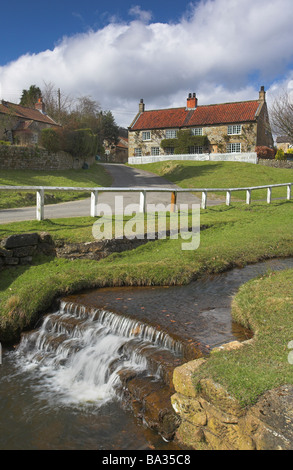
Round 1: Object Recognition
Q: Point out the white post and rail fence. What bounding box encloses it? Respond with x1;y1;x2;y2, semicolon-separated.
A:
0;183;291;221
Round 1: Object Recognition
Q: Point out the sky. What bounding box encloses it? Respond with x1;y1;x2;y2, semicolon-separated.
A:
0;0;293;128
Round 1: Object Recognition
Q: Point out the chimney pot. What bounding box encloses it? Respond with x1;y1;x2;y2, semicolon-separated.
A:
35;97;46;114
139;98;145;113
259;86;266;102
187;92;198;109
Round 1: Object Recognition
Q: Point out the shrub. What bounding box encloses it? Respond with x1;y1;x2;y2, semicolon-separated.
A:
0;140;11;146
40;128;61;153
275;149;286;160
161;130;209;154
255;146;275;159
63;128;98;158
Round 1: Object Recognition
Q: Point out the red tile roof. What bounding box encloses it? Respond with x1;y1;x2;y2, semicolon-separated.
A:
0;100;59;127
130;100;260;131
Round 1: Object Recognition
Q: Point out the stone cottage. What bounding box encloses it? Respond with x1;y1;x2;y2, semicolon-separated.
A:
0;98;60;145
128;87;274;160
276;135;292;152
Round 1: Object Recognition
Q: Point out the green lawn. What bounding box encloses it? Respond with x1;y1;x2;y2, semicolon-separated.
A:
129;161;292;200
0;200;292;346
0;163;112;209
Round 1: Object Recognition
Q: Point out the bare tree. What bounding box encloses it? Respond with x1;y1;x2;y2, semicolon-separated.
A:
41;81;74;124
270;89;293;143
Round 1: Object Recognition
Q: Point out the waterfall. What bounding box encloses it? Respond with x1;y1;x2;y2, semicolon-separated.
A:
16;301;184;407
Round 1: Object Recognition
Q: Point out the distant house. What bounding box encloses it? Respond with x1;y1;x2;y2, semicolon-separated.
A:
276;135;292;152
104;136;129;163
128;86;274;161
0;98;60;145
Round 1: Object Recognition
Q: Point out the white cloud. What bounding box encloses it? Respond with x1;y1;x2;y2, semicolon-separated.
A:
128;5;152;23
1;0;293;127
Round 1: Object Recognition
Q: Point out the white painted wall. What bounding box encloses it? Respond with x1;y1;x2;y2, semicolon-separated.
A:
128;152;258;165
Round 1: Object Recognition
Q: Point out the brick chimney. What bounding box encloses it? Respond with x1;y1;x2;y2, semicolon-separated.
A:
258;86;266;103
35;97;46;114
186;93;198;110
139;98;145;113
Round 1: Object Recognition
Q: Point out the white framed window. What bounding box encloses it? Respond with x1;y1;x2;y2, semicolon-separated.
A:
165;129;178;139
227;143;241;153
142;131;151;141
151;147;160;156
189;146;203;154
191;128;203;136
134;148;142;156
227;124;242;135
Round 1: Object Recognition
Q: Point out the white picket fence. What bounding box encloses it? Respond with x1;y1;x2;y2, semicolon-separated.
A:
0;183;291;221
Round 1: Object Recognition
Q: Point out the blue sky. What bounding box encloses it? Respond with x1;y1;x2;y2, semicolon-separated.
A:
0;0;193;65
1;0;293;127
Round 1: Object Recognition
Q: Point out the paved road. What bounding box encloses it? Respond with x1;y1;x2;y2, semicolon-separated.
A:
0;163;221;224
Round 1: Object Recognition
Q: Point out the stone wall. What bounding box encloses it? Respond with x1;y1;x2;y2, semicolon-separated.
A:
258;158;293;169
55;237;150;260
0;145;95;170
171;341;293;450
0;232;56;269
0;232;153;269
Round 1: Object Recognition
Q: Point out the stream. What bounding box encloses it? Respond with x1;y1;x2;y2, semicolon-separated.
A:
0;257;292;450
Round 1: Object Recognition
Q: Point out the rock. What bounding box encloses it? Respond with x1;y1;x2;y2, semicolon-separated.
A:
1;233;39;249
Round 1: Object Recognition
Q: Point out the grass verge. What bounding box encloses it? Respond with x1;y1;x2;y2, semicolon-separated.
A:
193;268;293;407
0;163;112;209
129;161;292;200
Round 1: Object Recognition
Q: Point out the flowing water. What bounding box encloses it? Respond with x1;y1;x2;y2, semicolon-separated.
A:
0;257;293;450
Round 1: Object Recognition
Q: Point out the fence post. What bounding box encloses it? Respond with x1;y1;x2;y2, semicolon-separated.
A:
226;190;231;206
171;191;177;212
36;188;44;221
140;190;147;213
267;187;272;204
287;184;291;200
246;189;251;205
91;190;99;217
201;191;207;210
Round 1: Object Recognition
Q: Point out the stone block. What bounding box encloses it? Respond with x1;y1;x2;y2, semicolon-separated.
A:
13;246;37;258
199;396;239;424
2;233;39;249
199;378;244;417
19;256;33;265
246;385;293;450
171;393;207;426
173;358;206;397
4;257;19;265
175;420;206;450
0;247;13;258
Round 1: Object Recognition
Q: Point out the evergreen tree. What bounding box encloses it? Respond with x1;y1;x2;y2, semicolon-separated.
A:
20;85;42;108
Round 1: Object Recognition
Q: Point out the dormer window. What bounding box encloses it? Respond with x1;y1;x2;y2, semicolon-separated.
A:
228;124;242;135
